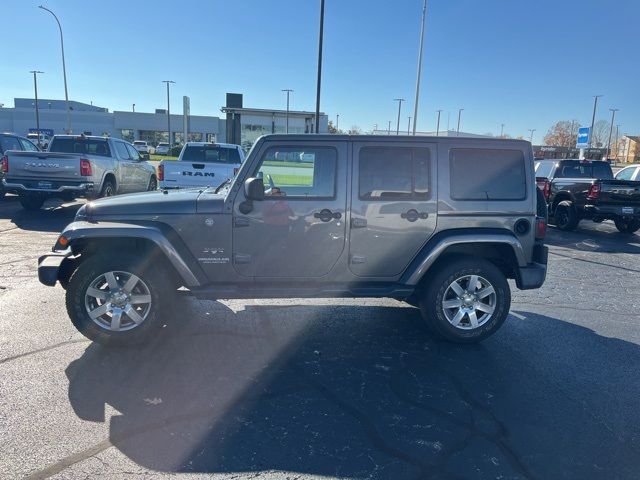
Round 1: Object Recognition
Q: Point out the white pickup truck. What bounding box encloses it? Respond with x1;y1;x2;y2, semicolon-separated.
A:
158;142;245;190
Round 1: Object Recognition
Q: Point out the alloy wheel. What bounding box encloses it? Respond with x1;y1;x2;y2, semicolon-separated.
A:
441;274;497;330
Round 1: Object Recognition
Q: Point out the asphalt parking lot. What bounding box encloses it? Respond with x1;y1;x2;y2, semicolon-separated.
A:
1;195;639;480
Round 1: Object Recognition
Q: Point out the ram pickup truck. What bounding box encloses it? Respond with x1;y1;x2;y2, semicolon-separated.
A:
38;135;547;347
158;142;245;190
535;159;640;233
2;135;157;210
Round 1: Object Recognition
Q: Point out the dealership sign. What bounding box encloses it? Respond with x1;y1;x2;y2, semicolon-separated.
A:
28;128;54;137
576;127;590;148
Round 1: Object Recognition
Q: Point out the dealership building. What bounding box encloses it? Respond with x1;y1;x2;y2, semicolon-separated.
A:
0;93;328;150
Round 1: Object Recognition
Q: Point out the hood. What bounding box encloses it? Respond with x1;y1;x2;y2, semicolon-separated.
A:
82;189;205;218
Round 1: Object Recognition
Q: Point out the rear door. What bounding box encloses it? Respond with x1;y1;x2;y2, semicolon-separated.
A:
232;140;347;278
349;141;437;278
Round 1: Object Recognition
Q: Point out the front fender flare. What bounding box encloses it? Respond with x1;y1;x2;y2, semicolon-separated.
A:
57;221;202;287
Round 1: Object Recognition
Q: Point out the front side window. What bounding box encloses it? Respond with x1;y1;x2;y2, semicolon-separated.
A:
255;146;337;198
0;136;22;153
125;144;141;161
450;148;526;201
615;167;634;180
359;146;430;200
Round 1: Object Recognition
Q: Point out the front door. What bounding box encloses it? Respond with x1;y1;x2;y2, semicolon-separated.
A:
349;141;438;278
113;141;135;192
232;141;348;278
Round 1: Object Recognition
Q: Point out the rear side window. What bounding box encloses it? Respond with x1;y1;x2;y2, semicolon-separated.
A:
182;146;241;164
534;161;555;178
114;142;130;159
450;148;526;201
19;138;39;152
50;138;111;157
359;146;430;200
0;136;22;153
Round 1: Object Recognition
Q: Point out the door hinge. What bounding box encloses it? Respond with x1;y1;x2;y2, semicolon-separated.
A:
234;217;250;227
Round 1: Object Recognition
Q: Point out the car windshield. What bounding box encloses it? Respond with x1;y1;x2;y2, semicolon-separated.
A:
49;138;112;157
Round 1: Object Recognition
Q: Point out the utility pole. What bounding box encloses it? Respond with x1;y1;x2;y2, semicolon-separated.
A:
314;0;325;134
336;114;339;131
30;70;44;148
615;124;620;162
606;108;618;159
387;121;391;134
588;95;603;149
282;89;293;133
162;80;175;145
132;103;135;112
394;98;405;135
456;108;464;135
528;129;536;143
39;6;71;133
436;109;442;136
412;0;428;135
500;123;505;138
407;116;411;134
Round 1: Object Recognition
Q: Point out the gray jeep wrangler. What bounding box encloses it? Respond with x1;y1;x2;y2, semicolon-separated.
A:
38;135;548;345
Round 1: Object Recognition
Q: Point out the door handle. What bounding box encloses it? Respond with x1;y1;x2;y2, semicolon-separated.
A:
314;209;341;222
400;209;428;222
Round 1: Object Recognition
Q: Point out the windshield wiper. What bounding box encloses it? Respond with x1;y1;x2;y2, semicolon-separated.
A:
213;178;232;194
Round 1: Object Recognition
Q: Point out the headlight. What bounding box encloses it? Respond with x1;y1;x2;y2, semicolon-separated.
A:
75;204;88;221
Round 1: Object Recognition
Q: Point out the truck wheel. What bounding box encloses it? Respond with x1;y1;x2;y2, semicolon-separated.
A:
419;257;511;343
554;200;579;231
19;194;45;210
100;179;116;198
65;254;173;346
147;176;157;191
614;218;640;234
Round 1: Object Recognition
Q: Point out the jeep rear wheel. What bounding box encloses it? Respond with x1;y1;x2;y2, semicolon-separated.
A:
420;258;511;343
65;254;173;346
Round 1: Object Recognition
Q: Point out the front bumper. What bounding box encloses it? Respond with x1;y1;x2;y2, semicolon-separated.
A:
515;244;548;290
38;250;71;286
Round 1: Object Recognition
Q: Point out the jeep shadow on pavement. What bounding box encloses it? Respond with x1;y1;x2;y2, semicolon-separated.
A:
38;135;548;345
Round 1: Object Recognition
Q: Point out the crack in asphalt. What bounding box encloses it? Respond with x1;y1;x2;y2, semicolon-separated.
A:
0;339;89;365
549;251;640;274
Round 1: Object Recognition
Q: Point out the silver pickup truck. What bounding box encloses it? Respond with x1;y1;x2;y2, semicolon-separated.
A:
2;135;157;210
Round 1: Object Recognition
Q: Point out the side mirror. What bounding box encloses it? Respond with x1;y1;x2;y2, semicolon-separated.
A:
244;177;265;201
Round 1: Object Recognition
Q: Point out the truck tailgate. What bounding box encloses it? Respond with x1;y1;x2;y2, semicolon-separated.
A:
160;161;234;189
5;151;82;184
597;180;640;205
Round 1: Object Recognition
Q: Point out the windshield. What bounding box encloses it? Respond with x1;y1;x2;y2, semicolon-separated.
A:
49;138;112;157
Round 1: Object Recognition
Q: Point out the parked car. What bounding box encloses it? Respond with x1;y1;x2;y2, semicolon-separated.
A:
615;164;640;182
26;132;50;150
38;135;547;346
535;159;640;233
155;142;171;155
133;140;154;155
0;132;40;198
2;135;157;210
158;142;245;190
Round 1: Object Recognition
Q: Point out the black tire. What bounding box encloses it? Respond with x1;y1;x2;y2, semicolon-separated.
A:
0;186;5;200
614;218;640;234
65;253;174;346
419;257;511;343
19;194;45;210
554;200;579;231
147;175;157;191
100;178;116;198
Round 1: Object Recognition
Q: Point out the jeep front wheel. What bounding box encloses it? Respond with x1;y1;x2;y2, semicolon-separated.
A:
420;258;511;343
65;254;172;346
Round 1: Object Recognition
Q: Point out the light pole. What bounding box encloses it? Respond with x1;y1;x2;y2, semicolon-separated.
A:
387;121;391;134
39;5;71;133
315;0;325;134
615;124;620;162
500;123;505;138
588;94;603;149
436;109;442;136
282;89;293;133
412;0;428;135
162;80;175;145
528;129;536;143
336;114;339;131
132;103;135;112
394;98;405;135
456;108;464;135
407;116;411;135
30;70;44;148
606;108;618;159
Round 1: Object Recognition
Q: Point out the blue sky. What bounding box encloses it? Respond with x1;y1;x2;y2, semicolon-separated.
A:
2;0;638;144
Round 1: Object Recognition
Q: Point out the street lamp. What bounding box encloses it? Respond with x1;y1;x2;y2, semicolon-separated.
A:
606;108;619;159
500;123;505;138
456;108;464;135
39;5;71;133
407;116;411;135
387;121;391;134
30;70;44;148
162;80;175;145
314;0;325;134
394;98;405;135
132;103;135;112
412;0;428;135
436;109;442;136
282;89;293;133
528;129;536;143
588;95;603;149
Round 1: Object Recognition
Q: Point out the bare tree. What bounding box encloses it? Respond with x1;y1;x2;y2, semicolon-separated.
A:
543;120;579;147
347;125;362;135
591;119;610;148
